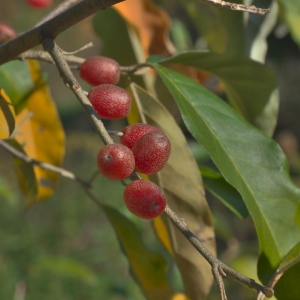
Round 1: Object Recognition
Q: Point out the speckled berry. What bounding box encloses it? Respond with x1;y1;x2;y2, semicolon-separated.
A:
97;144;135;180
26;0;52;8
88;84;131;119
124;179;166;219
120;123;164;150
80;56;120;86
132;131;171;175
0;24;16;42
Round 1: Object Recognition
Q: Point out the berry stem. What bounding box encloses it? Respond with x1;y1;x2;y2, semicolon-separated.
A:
107;130;124;137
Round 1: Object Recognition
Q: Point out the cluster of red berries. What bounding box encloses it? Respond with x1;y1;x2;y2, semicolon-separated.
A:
79;56;170;220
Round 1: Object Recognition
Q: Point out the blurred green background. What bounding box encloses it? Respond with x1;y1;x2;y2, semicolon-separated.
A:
1;0;300;299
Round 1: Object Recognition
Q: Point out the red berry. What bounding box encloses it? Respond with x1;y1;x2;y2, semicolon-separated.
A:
0;24;16;42
97;144;135;180
26;0;52;8
120;123;164;150
132;131;171;175
80;56;120;86
124;179;166;219
88;84;131;119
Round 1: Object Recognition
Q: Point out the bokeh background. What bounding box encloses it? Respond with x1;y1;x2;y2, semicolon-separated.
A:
0;0;300;299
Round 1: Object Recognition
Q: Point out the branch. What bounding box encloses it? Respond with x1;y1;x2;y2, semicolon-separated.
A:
0;139;90;187
163;206;274;299
41;38;274;300
34;0;80;28
200;0;270;16
0;0;123;66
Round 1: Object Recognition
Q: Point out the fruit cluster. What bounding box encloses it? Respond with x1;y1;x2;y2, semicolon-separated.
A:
80;56;170;220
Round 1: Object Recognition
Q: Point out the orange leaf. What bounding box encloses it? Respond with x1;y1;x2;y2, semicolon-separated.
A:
114;0;176;60
15;60;65;204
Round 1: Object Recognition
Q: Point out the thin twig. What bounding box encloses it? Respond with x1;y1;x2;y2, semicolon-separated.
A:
62;42;94;55
0;140;90;187
42;38;113;145
200;0;270;16
163;206;274;299
120;62;154;74
34;0;80;28
107;130;124;137
0;0;124;65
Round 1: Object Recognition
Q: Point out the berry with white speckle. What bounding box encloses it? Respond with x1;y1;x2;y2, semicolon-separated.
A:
97;144;135;180
120;123;164;150
132;131;171;174
88;84;131;119
124;179;166;219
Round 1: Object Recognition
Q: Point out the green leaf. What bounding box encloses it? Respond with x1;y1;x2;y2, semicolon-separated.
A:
0;60;34;110
278;242;300;273
154;65;300;284
199;166;248;219
148;51;279;136
246;0;278;63
129;83;216;300
0;88;15;139
181;0;245;55
277;0;300;46
34;257;97;285
100;203;174;300
7;139;38;203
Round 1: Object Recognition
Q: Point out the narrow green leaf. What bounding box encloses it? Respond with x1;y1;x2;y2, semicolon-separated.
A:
199;166;248;219
181;0;245;55
154;65;300;284
7;139;38;203
130;83;216;300
0;60;34;110
246;0;278;63
100;203;174;300
278;242;300;273
277;0;300;46
147;51;279;136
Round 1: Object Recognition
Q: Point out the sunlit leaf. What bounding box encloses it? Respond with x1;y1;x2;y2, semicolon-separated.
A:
154;65;300;285
148;51;279;136
199;166;248;219
100;203;174;300
0;88;15;139
129;83;216;300
14;60;65;205
34;257;97;285
0;60;34;110
7;139;38;203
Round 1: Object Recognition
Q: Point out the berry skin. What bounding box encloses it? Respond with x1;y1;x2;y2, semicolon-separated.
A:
97;144;135;180
132;131;171;175
0;24;16;42
80;56;120;86
26;0;52;9
124;179;166;219
120;123;164;150
88;84;131;119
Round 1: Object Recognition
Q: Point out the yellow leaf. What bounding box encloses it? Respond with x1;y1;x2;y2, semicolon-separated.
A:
114;0;176;60
154;216;174;256
172;293;190;300
14;60;65;205
0;88;15;139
